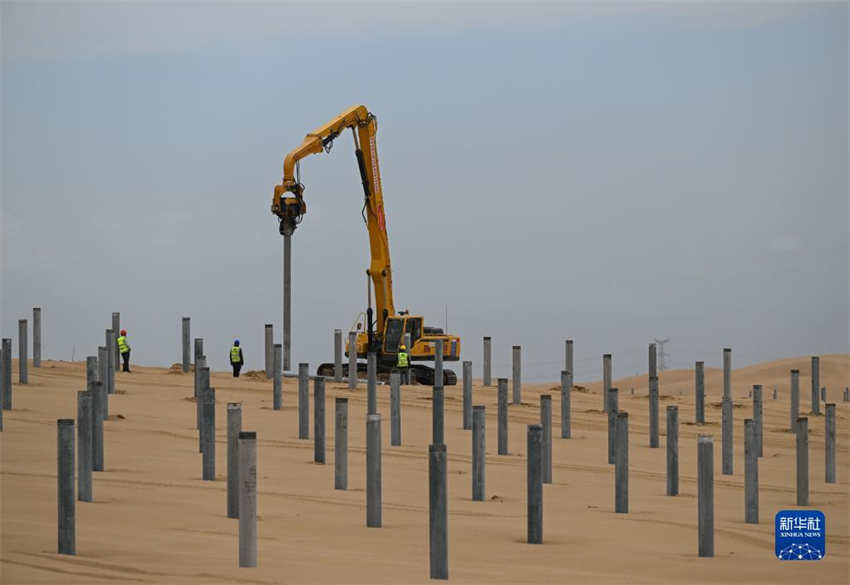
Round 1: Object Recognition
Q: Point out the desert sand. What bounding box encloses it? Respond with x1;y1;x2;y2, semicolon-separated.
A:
1;354;848;584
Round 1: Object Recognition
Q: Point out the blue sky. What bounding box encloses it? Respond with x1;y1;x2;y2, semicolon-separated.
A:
2;2;847;382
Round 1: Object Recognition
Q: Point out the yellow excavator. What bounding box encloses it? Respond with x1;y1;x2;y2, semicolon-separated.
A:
271;105;460;385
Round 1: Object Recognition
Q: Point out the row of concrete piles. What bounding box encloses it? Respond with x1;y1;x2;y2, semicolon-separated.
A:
602;345;838;558
26;313;842;572
1;307;44;430
47;313;121;555
1;308;124;427
54;314;263;568
183;323;259;568
245;328;843;575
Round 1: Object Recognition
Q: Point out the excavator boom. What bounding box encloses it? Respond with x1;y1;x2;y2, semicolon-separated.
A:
272;105;394;331
272;105;461;384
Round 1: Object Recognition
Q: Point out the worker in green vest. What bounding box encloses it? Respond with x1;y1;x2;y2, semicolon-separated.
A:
117;329;131;372
397;344;410;384
230;339;244;378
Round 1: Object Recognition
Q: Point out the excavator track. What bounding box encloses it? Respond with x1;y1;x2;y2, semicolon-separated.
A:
411;365;457;386
316;362;457;385
316;362;362;378
316;362;386;382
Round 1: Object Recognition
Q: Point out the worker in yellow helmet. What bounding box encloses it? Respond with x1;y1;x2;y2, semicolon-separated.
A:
397;344;410;384
117;329;131;372
230;339;244;378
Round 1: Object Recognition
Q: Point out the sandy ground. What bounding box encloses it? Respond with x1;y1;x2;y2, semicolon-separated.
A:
1;355;848;584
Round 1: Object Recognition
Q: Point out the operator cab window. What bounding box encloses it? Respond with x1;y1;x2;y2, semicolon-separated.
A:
384;318;404;353
405;317;422;346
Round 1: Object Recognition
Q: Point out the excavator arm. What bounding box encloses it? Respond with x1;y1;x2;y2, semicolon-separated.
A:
271;105;396;333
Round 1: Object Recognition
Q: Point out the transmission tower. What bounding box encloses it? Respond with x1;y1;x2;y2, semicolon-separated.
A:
653;338;670;372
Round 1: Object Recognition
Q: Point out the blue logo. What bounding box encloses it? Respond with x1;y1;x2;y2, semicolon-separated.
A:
775;510;825;560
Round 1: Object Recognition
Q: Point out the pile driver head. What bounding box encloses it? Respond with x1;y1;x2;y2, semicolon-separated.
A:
271;183;307;236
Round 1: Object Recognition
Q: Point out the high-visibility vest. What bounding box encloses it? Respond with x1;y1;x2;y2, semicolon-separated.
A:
117;336;129;353
231;346;242;363
397;351;409;367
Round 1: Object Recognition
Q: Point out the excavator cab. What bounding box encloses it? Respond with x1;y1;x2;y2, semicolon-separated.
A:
405;316;422;347
383;316;405;354
382;315;423;355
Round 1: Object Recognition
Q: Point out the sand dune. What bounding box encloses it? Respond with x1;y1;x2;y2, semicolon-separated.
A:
1;355;848;583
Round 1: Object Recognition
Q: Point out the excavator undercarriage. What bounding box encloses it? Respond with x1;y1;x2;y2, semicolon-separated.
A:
316;362;457;386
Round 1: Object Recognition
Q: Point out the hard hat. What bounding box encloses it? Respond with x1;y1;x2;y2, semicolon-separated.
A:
400;345;406;351
234;339;240;346
120;329;127;336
